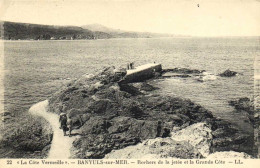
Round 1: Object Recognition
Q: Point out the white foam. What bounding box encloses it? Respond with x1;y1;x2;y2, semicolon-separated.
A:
199;72;217;81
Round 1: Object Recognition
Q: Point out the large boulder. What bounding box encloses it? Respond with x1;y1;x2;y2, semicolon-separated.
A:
171;122;212;157
105;137;203;159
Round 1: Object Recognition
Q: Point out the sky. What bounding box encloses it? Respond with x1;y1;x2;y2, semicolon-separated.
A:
0;0;260;36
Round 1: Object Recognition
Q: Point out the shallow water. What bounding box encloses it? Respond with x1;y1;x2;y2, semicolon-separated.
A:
3;37;259;131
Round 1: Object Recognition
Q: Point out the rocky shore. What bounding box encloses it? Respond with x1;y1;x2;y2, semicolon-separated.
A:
47;66;255;159
0;113;53;158
0;65;255;159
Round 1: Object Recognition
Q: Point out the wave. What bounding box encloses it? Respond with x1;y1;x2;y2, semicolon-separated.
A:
196;72;217;82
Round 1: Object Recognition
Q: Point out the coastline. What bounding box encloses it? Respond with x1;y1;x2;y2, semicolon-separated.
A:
46;66;255;158
0;65;256;158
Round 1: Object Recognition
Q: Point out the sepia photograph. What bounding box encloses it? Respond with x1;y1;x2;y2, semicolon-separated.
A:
0;0;259;166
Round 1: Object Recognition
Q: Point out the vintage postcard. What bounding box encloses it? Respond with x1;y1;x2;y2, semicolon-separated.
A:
0;0;259;167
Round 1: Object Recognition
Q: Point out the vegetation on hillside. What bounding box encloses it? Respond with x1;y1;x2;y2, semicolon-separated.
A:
0;21;177;40
0;21;111;40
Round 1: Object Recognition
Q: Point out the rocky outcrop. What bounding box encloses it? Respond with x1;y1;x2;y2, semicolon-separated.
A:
229;97;254;115
105;122;212;159
131;82;159;92
0;114;53;158
104;121;254;159
229;97;255;126
105;137;203;159
162;72;191;78
171;122;212;157
48;66;254;158
161;68;218;82
71;117;172;158
48;66;216;158
210;118;254;156
219;69;237;77
162;68;205;74
161;68;205;79
170;119;254;157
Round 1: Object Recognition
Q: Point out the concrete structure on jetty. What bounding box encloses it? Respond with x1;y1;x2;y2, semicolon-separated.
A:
120;63;162;84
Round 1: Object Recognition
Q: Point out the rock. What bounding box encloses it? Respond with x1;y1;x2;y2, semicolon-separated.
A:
207;151;252;159
49;66;214;124
0;114;53;158
228;97;255;131
131;82;158;92
162;68;205;74
98;66;126;84
72;116;172;158
105;137;203;159
122;102;146;119
228;97;254;115
162;72;191;78
49;69;216;159
141;95;214;125
161;68;204;79
171;122;212;157
118;83;143;96
48;66;253;158
219;69;237;77
113;68;127;81
172;74;191;78
210;118;254;156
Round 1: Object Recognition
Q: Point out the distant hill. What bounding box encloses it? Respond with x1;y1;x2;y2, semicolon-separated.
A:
82;23;176;38
81;24;125;34
0;21;177;40
0;21;111;40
